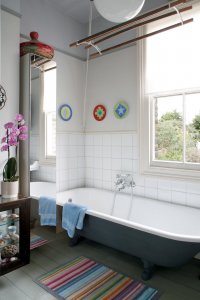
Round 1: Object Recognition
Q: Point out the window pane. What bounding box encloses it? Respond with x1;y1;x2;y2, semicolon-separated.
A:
154;95;183;161
185;93;200;163
145;5;200;94
46;112;56;157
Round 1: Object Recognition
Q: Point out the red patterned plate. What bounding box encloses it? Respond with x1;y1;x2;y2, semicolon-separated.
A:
93;104;106;121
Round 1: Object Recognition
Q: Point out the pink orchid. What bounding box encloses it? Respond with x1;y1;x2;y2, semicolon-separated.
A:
19;125;28;133
8;139;18;146
1;144;9;152
19;119;25;125
19;133;28;141
15;114;24;122
4;122;14;129
1;137;6;143
11;127;20;136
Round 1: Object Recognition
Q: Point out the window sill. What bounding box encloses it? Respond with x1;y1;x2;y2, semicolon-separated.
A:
140;162;200;181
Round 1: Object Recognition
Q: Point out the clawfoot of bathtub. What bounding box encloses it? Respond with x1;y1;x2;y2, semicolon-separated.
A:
69;233;80;247
141;260;155;281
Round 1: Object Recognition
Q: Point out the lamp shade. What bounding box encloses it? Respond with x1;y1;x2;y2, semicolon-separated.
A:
94;0;145;23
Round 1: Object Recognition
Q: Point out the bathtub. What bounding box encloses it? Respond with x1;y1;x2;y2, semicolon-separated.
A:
30;181;56;199
57;187;200;280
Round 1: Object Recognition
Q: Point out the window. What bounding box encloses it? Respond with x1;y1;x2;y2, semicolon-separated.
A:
40;67;56;163
140;3;200;179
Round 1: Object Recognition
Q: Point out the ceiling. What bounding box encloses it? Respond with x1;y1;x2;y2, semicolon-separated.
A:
44;0;169;25
46;0;101;24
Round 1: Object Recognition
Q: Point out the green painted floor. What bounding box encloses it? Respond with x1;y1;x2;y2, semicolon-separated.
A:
0;226;200;300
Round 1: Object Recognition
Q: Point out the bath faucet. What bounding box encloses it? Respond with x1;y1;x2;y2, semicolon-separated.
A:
114;173;136;191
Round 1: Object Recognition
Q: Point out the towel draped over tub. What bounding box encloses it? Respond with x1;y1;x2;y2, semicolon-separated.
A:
62;203;87;238
39;196;56;226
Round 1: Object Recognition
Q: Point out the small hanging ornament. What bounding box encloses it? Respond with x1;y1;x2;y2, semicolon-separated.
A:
0;85;7;110
93;104;106;121
20;32;54;59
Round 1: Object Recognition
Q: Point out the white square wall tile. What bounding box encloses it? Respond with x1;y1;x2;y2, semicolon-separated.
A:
145;177;158;188
171;191;186;205
157;189;171;202
93;134;102;146
132;133;138;147
158;179;171;190
93;168;103;180
103;158;112;170
132;159;139;173
102;146;112;158
187;182;200;195
85;145;93;157
102;134;111;146
103;169;112;181
186;193;200;208
94;158;103;169
94;145;102;157
111;158;121;171
85;157;94;168
85;134;93;146
86;168;93;179
145;187;158;199
171;180;186;192
111;134;121;146
121;159;133;172
112;146;121;159
122;147;133;159
121;134;133;147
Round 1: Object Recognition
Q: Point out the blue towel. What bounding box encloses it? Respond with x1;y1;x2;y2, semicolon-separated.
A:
62;203;87;238
39;196;56;226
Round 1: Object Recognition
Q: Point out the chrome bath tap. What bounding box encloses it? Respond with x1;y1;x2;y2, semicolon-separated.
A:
114;173;136;191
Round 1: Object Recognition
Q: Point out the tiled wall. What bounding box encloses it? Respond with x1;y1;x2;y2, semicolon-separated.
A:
56;132;85;192
84;132;200;209
85;132;138;191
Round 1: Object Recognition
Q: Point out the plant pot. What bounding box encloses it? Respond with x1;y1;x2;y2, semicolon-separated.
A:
1;181;19;198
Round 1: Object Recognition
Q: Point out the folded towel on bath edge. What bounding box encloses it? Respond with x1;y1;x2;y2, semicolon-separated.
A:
62;203;87;238
39;196;56;226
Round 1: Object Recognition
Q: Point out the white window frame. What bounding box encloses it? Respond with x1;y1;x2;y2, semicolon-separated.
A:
40;67;56;165
139;35;200;181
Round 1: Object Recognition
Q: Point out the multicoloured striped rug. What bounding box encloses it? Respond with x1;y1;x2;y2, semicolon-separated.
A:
30;234;49;250
35;256;159;300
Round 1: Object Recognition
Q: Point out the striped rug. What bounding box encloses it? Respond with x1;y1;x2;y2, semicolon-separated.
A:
30;234;49;250
35;256;159;300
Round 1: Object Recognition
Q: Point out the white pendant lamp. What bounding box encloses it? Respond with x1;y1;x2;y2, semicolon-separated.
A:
94;0;145;23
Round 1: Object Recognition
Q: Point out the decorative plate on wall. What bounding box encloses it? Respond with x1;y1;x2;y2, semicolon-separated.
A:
114;101;129;119
59;104;72;121
93;104;106;121
0;85;7;110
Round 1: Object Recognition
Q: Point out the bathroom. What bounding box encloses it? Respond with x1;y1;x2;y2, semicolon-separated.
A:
1;0;200;299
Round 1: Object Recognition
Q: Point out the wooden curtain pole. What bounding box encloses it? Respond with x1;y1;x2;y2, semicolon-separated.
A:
70;0;192;47
85;6;192;50
90;18;193;59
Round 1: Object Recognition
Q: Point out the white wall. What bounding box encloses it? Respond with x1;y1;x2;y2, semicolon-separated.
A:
20;0;87;60
86;46;137;132
56;51;85;133
56;50;85;192
0;10;20;175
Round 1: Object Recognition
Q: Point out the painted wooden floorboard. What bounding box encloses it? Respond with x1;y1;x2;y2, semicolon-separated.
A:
0;275;31;300
1;227;200;300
